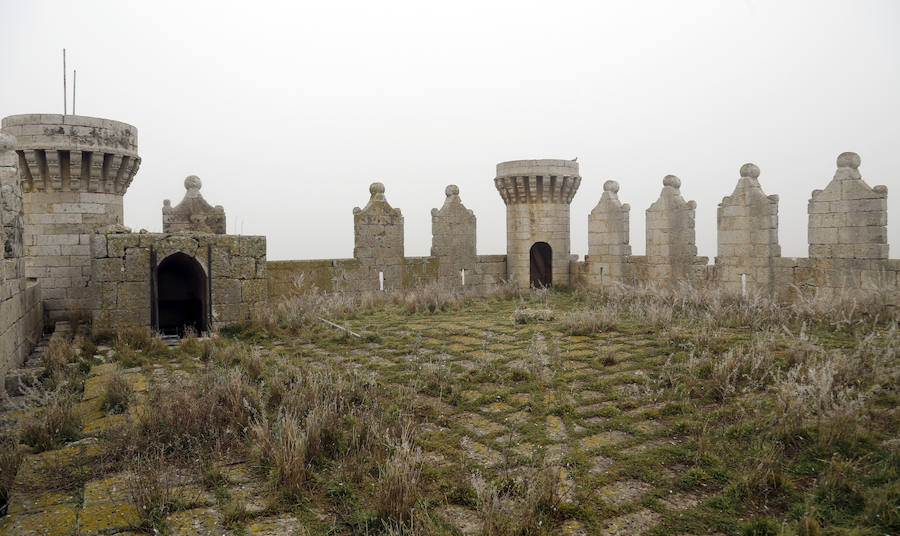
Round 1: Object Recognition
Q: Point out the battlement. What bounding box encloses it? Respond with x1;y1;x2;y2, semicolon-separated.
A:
495;159;581;205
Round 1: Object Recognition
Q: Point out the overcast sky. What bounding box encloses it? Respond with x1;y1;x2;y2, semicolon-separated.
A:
1;0;898;261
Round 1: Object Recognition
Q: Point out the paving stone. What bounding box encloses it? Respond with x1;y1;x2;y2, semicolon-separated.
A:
545;443;568;464
622;438;670;455
437;504;482;535
165;507;224;535
511;442;536;459
580;431;630;450
481;401;514;413
79;472;139;533
458;413;505;437
660;490;704;510
460;436;502;467
0;504;78;535
546;415;567;441
246;513;306;535
561;519;589;536
229;482;274;514
589;455;615;475
597;479;654;507
7;490;77;515
600;508;661;535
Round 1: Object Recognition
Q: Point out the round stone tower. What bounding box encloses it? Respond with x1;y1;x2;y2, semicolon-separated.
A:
0;114;141;322
495;159;581;288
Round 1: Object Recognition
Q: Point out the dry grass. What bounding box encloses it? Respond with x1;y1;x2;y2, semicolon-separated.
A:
113;325;168;355
41;335;76;387
401;281;464;314
127;448;180;532
560;305;618;335
20;389;82;453
773;324;897;445
471;465;564;535
511;307;554;324
375;425;423;522
101;369;133;415
136;367;261;458
0;435;23;515
254;274;520;333
250;412;308;500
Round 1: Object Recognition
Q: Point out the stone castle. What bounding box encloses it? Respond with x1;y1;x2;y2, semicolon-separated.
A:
0;113;897;385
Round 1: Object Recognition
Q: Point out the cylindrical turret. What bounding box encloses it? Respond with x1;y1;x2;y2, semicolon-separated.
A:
1;114;141;322
495;159;580;288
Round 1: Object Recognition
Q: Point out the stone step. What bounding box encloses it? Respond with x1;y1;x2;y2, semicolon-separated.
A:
160;335;181;347
2;327;64;397
4;367;45;397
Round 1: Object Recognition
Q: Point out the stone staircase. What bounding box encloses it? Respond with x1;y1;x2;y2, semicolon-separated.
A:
1;322;71;418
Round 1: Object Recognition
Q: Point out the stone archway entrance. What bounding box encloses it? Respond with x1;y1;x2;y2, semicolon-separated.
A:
155;252;208;336
529;242;552;288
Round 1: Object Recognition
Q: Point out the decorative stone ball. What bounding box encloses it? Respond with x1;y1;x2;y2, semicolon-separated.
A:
184;175;202;190
445;184;459;197
370;182;385;195
0;132;15;151
837;152;861;170
603;180;619;193
663;175;681;188
740;163;760;179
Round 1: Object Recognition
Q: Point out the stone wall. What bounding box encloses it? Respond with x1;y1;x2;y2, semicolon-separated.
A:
90;232;266;330
1;114;141;322
0;132;42;385
267;255;508;299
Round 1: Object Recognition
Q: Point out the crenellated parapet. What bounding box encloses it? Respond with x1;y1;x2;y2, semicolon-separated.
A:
809;152;888;260
2;114;140;195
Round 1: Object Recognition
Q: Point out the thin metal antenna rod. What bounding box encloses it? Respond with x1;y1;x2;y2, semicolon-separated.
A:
63;48;67;115
72;70;76;115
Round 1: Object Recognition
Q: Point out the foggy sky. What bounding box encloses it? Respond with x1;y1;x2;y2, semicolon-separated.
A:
1;0;898;262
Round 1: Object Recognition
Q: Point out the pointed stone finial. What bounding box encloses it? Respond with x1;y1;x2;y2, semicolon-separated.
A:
445;184;459;198
663;175;681;189
837;151;861;170
740;163;760;179
603;180;619;193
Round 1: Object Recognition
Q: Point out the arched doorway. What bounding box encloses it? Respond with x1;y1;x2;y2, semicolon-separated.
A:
529;242;552;288
156;252;207;336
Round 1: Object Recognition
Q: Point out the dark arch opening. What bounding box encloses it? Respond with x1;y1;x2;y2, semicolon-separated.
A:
156;252;207;336
529;242;552;288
